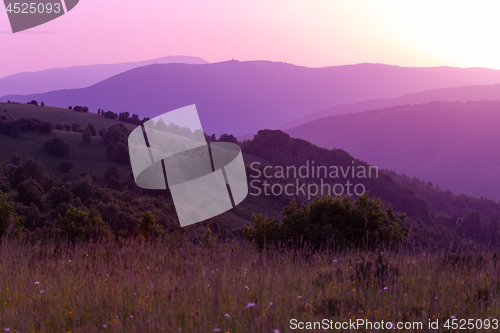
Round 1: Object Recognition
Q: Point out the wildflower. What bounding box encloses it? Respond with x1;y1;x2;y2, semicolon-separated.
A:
69;260;71;262
133;293;136;296
245;286;249;290
147;267;150;270
297;296;302;298
246;302;255;308
269;302;273;306
34;282;39;285
383;287;388;290
450;315;456;319
214;329;221;332
130;315;133;319
40;290;45;294
102;324;107;328
69;311;73;318
4;329;10;332
224;314;230;319
333;260;338;262
272;330;280;333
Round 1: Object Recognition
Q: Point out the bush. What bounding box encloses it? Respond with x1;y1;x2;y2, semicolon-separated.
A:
59;159;74;173
82;128;92;145
106;142;130;164
87;123;97;136
43;137;70;158
136;211;163;241
71;123;81;132
0;191;23;237
102;124;129;146
55;124;63;130
63;124;71;131
244;193;408;251
58;206;111;241
40;121;54;134
45;185;74;209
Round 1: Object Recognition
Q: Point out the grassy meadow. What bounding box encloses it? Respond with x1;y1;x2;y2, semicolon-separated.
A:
1;237;499;332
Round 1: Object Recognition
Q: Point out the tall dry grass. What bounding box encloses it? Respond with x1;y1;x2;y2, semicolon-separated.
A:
0;236;499;332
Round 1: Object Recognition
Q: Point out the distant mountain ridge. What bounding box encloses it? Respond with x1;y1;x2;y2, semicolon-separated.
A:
285;100;500;201
0;55;208;97
282;83;500;129
4;61;500;136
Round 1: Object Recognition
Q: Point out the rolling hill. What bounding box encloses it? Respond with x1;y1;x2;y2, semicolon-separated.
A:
5;62;500;136
282;83;500;129
0;55;208;97
286;100;500;201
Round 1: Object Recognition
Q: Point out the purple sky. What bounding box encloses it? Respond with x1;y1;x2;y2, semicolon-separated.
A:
1;0;500;78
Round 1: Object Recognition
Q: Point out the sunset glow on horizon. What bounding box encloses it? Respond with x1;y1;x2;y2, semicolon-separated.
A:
1;0;500;78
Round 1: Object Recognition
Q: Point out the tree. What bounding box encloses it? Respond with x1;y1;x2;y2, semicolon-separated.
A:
58;206;111;241
73;106;89;112
87;123;97;136
136;211;163;241
45;185;74;209
82;127;92;145
102;124;129;146
104;111;118;120
219;133;240;145
44;137;70;158
41;102;45;107
55;124;63;130
63;124;71;131
106;142;130;164
0;191;22;238
118;112;130;122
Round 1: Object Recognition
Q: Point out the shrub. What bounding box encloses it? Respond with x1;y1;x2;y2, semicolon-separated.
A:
106;142;130;164
244;193;408;251
87;123;97;136
55;124;63;130
45;185;74;209
63;124;71;131
136;211;163;241
58;206;111;241
82;127;92;145
104;111;118;120
59;159;74;173
40;121;54;134
0;191;23;237
43;137;70;158
16;179;44;208
71;123;81;132
102;124;129;146
73;106;89;112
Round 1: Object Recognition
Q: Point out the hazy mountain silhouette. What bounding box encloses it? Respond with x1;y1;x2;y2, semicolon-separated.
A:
4;62;500;135
286;100;500;201
283;83;500;129
0;55;208;97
